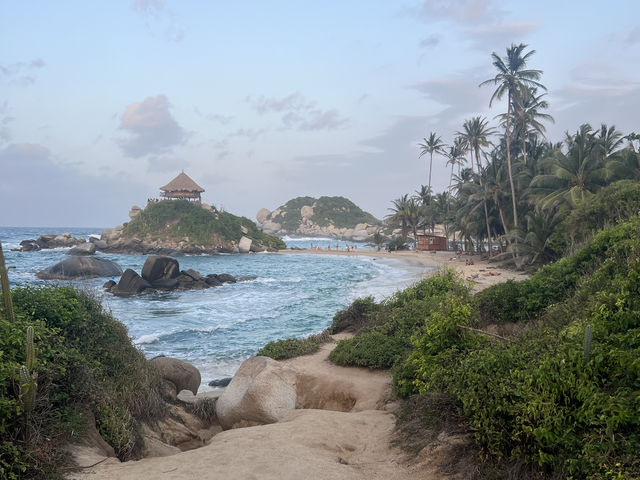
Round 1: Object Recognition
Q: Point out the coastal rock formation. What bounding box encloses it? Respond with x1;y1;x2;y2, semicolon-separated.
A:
103;256;241;295
256;196;380;241
238;236;252;253
67;243;97;256
37;233;86;249
15;239;40;251
110;269;153;296
215;356;298;430
149;357;201;396
37;256;123;280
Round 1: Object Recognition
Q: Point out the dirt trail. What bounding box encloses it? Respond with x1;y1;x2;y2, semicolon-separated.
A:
70;337;471;480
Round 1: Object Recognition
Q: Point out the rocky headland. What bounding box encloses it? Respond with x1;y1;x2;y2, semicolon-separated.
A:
256;196;381;241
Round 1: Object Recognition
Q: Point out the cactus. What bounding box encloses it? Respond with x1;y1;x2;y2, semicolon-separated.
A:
19;326;38;415
584;324;593;365
0;241;15;322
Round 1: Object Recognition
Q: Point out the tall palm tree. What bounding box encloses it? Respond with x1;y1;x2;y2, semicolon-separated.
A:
480;43;546;232
445;138;466;197
458;117;496;255
418;133;445;205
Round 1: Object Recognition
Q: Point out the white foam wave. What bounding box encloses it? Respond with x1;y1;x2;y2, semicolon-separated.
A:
134;332;163;345
282;236;338;242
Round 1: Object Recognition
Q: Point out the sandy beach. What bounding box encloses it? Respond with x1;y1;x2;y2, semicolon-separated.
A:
70;249;526;480
283;248;530;292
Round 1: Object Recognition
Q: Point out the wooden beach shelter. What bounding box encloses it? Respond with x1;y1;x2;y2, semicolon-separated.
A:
160;171;205;204
415;234;447;251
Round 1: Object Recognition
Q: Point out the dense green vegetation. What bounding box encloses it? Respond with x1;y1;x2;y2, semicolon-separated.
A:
329;213;640;479
123;199;285;249
0;286;167;479
388;43;640;269
269;196;379;231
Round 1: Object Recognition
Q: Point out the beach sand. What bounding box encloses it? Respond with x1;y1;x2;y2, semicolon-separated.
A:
70;249;526;480
283;248;530;292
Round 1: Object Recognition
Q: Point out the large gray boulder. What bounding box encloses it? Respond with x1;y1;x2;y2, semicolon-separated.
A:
36;257;123;280
149;357;201;396
256;208;271;224
141;256;180;283
215;356;298;430
111;269;152;296
238;236;252;253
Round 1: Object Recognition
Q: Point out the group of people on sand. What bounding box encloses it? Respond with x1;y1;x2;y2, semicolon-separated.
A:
309;243;359;252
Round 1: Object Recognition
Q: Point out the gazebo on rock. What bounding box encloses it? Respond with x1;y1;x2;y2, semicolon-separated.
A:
160;171;205;204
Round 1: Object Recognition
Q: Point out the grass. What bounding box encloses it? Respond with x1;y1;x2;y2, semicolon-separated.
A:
257;330;332;360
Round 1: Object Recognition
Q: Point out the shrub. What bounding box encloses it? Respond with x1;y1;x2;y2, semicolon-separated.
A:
329;296;379;334
257;331;331;360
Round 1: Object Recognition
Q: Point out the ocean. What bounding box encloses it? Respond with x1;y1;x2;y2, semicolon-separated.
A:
0;226;432;391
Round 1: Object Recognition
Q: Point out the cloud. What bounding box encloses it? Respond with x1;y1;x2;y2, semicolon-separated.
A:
411;70;490;127
131;0;185;42
465;22;538;50
147;155;189;173
0;101;14;144
247;92;348;131
418;0;497;24
626;26;640;44
118;94;187;158
419;35;440;48
228;128;266;141
0;143;146;226
0;58;45;86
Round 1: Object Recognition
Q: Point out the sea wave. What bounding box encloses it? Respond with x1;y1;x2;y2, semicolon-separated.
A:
282;235;339;242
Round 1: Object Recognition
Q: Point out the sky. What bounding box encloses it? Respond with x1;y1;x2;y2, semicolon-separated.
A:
1;0;640;227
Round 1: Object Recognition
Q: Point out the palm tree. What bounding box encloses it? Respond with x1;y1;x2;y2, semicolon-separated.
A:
418;133;445;205
480;43;546;232
445;138;466;197
371;231;386;251
531;124;607;207
458;117;495;172
387;194;411;242
507;86;553;166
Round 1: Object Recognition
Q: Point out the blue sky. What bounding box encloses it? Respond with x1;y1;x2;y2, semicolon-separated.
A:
2;0;639;227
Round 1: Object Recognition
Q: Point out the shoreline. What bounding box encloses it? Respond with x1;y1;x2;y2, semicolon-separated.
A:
281;248;529;292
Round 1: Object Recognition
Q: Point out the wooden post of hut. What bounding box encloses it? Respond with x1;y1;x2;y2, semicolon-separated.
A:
160;172;205;204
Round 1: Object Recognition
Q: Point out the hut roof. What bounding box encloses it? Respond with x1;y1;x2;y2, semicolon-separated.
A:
160;172;205;193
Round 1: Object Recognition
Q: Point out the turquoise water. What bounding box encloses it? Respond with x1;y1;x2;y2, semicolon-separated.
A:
0;227;430;390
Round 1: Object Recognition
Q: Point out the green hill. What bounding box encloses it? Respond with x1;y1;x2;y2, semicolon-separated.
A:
123;200;285;249
267;196;379;232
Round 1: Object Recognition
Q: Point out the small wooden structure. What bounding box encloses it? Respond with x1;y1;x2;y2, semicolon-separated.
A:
160;172;205;203
415;234;447;251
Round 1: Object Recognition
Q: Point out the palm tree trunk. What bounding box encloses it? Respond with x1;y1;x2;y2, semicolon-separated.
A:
428;152;433;206
505;92;519;259
475;146;493;257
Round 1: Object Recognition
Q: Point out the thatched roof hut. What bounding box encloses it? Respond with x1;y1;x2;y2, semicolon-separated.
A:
160;172;205;203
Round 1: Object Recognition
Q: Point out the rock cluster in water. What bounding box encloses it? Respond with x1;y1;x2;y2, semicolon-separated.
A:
13;233;87;252
103;255;252;296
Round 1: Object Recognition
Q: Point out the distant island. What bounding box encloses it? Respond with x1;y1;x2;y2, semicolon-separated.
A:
256;196;380;240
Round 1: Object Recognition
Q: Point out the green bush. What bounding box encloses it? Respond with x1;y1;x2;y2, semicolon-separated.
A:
257;331;331;360
402;215;640;478
1;286;167;478
329;296;379;334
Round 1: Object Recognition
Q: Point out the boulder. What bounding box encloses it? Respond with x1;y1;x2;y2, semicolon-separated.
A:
182;269;205;282
256;208;271;224
103;280;116;290
67;243;97;256
215;273;236;284
261;220;282;234
111;269;153;296
89;237;108;250
37;257;123;280
17;239;40;252
215;356;298;430
141;256;180;283
128;205;142;220
149;357;201;395
300;205;314;219
151;278;179;290
205;275;223;287
250;243;265;253
238;236;252;254
209;377;232;387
